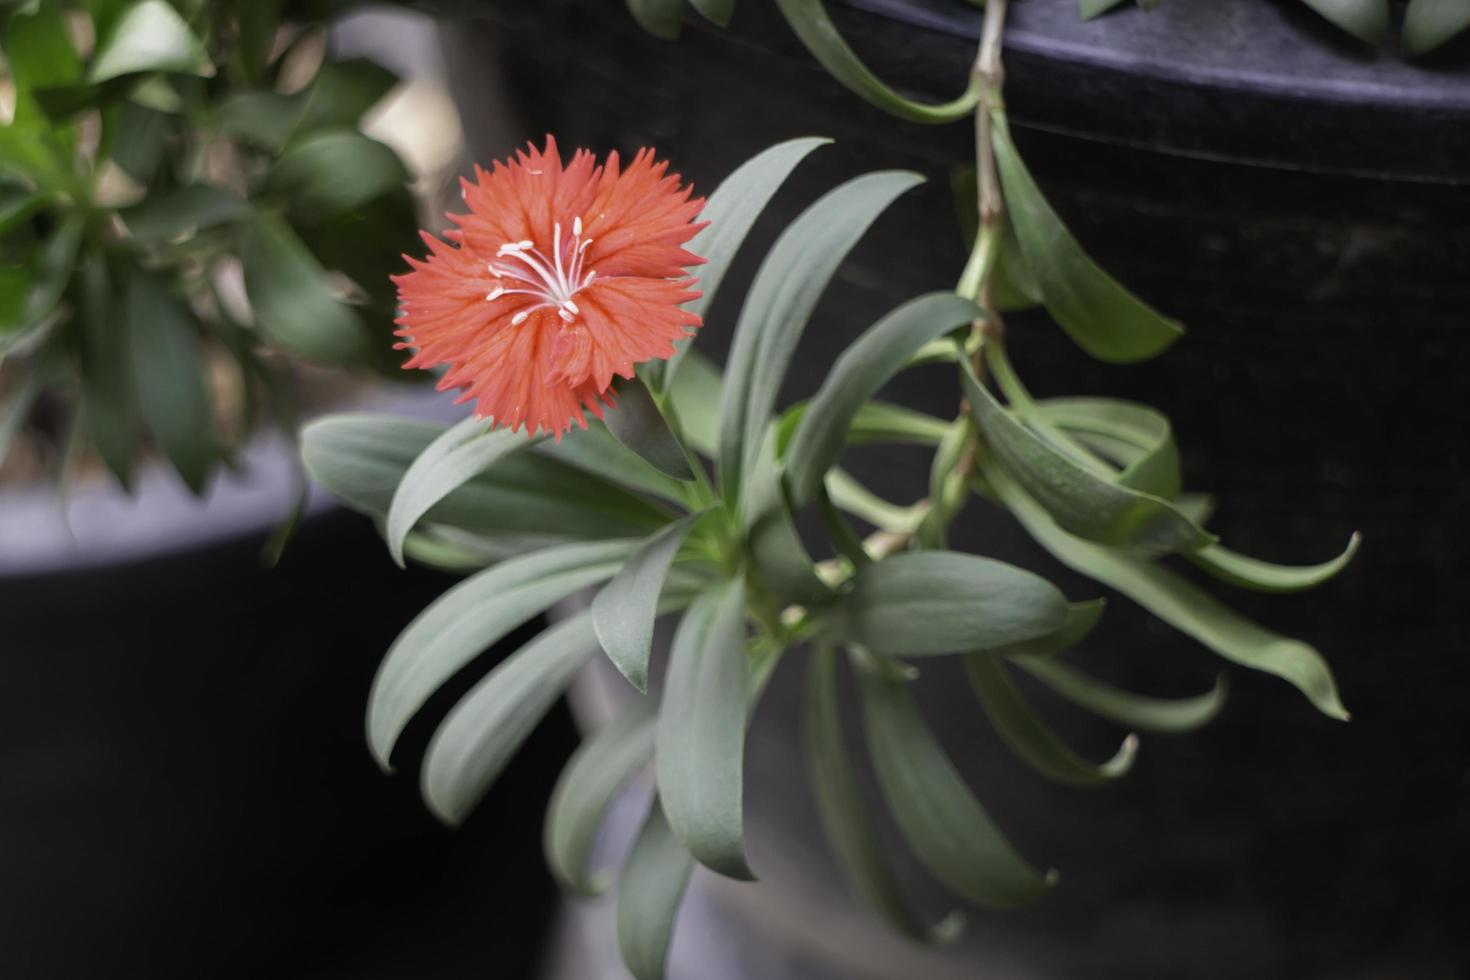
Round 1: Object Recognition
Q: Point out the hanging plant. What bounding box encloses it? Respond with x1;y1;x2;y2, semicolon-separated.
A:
303;6;1367;976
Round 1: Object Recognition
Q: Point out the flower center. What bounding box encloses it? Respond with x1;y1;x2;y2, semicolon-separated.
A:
484;216;597;326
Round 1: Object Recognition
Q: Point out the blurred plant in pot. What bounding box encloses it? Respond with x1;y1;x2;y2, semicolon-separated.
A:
0;0;418;508
300;3;1370;977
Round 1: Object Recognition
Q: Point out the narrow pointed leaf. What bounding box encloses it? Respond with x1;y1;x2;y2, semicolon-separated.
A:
120;184;248;245
656;579;755;880
385;416;540;566
964;653;1137;787
367;541;636;769
422;614;603;825
593;511;709;692
719;170;923;503
978;448;1348;720
538;420;688;503
77;257;139;488
546;703;658;895
993;110;1183;363
1012;655;1228;734
772;0;980;123
837;551;1070;657
996;599;1107;659
302;414;669;539
1035;396;1182;499
1404;0;1470;54
651;137;829;393
1189;533;1361;594
806;647;965;942
857;654;1055;908
786;292;981;508
743;427;833;605
604;377;694;481
964;360;1212;554
617;796;694;980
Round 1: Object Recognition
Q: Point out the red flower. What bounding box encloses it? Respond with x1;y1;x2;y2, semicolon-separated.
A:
393;137;706;437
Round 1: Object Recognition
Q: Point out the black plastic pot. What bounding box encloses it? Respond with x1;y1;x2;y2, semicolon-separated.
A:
439;2;1469;978
0;402;574;979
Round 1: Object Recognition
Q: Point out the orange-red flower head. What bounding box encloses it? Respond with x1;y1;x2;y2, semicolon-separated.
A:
393;137;706;437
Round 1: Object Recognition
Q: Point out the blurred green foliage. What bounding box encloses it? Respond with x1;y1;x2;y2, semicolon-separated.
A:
0;0;416;493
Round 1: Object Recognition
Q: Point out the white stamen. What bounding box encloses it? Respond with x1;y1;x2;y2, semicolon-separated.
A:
559;310;574;322
486;286;505;301
512;310;530;325
490;222;597;326
573;216;583;236
563;300;579;314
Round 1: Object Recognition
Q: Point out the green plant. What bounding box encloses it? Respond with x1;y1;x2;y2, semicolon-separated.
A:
0;0;416;513
302;6;1364;974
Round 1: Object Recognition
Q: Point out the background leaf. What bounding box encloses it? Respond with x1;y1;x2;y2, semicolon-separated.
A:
1404;0;1470;54
239;212;368;363
1011;656;1229;734
626;0;684;39
1299;0;1390;43
1189;534;1361;594
126;268;218;492
89;0;211;82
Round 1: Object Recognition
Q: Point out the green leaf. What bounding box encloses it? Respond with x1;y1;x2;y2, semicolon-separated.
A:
77;256;138;488
5;3;81;157
1188;533;1361;594
239;212;368;363
546;702;658;895
296;57;400;132
806;647;964;942
626;0;684;39
268;129;410;220
656;579;755;880
0;353;45;466
119;184;248;245
537;420;688;504
126;268;218;492
1010;655;1228;734
950;167;1041;313
992;110;1183;363
836;551;1070;657
771;0;980;123
977;447;1349;720
847;401;952;447
108;100;171;183
1035;396;1182;499
301;413;672;540
421;614;604;825
1404;0;1470;53
1079;0;1131;17
366;540;636;770
993;599;1107;659
786;292;981;508
964;653;1137;787
650;137;828;394
964;359;1213;554
604;377;694;481
1299;0;1390;43
856;653;1056;907
616;796;694;980
4;213;83;333
89;0;211;82
593;511;709;693
742;426;833;605
216;91;300;151
718;169;923;504
689;0;734;25
384;415;540;567
666;349;722;452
